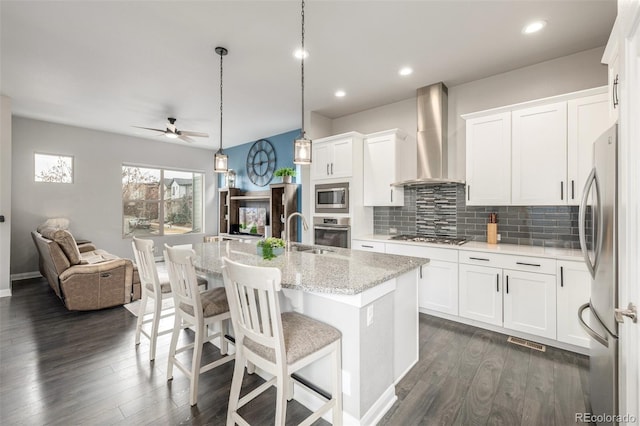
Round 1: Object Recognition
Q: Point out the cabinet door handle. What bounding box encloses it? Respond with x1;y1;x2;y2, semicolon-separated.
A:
420;265;423;279
571;180;575;200
560;181;564;200
467;185;470;201
560;266;564;287
100;273;112;278
469;257;490;262
326;164;329;175
361;244;374;248
390;189;393;203
516;261;541;267
330;163;334;175
506;275;509;294
496;274;500;292
613;75;619;108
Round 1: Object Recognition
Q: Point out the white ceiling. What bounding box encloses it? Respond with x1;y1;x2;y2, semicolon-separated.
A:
1;0;616;150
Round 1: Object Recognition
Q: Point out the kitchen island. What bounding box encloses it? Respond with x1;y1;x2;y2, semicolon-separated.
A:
188;241;428;425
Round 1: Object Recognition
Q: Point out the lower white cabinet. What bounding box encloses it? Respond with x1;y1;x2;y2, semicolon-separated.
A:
459;264;502;326
557;260;591;348
459;250;557;340
385;243;458;315
503;269;557;340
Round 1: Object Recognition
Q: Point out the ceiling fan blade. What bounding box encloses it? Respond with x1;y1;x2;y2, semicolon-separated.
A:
133;126;166;133
180;130;209;138
179;135;196;144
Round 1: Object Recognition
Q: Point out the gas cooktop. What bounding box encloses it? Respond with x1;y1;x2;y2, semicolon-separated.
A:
389;234;469;246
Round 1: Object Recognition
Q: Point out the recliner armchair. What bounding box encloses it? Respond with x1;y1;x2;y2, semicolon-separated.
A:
32;227;141;310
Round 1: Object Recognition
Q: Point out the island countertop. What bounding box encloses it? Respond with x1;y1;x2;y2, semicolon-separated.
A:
188;241;429;295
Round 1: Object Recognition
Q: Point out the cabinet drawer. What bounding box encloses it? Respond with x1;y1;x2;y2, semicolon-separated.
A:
385;242;458;262
459;250;556;274
351;239;385;253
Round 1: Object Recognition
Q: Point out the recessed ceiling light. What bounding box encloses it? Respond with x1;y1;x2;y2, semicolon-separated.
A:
522;20;547;34
335;90;346;98
294;49;309;59
399;67;413;76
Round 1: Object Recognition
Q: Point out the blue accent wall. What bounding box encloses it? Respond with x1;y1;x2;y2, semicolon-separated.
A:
218;129;300;191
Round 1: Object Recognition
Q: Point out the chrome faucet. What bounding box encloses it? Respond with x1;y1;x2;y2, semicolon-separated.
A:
286;212;309;252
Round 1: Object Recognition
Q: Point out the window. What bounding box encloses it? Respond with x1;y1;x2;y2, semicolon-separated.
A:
35;153;73;183
122;165;204;237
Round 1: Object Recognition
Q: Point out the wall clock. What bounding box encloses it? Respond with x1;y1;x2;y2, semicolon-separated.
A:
246;139;277;187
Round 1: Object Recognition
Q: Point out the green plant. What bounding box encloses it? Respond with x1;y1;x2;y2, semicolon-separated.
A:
274;167;296;177
257;237;285;260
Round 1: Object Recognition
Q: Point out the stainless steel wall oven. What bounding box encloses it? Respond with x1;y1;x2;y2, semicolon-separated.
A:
313;217;350;249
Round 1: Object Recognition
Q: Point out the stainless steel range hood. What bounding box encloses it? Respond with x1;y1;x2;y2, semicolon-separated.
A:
392;82;464;186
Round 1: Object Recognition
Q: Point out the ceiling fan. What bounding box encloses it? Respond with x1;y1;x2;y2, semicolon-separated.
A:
134;117;208;143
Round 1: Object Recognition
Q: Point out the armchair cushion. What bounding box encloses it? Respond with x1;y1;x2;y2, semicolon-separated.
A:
40;227;82;265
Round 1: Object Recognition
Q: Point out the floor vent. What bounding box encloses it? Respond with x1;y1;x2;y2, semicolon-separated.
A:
507;336;546;352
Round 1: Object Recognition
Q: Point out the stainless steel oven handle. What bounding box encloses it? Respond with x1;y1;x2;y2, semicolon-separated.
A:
578;303;608;347
314;225;350;231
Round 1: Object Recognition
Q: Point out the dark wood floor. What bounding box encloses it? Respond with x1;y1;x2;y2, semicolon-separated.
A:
1;278;590;425
380;315;591;426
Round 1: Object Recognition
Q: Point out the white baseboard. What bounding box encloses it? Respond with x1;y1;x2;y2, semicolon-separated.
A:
359;385;397;426
11;271;41;281
394;357;418;386
0;288;12;298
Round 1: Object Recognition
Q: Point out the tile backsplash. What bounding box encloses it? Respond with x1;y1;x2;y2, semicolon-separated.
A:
373;183;586;249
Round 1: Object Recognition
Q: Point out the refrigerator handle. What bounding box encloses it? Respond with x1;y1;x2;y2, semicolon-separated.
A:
578;303;609;348
579;169;599;278
578;303;609;347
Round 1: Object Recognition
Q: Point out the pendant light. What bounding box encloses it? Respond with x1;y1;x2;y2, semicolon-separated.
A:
214;46;229;173
294;0;312;164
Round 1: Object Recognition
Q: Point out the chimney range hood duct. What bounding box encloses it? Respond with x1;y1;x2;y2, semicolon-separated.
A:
392;82;464;186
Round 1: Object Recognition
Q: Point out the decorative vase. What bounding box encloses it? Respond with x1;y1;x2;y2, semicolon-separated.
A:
283;175;292;184
257;246;284;258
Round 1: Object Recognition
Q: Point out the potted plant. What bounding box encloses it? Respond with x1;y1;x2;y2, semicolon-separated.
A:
256;237;286;260
274;167;296;183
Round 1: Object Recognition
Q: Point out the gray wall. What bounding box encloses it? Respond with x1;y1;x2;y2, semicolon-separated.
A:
1;96;12;295
11;117;218;275
331;47;608;181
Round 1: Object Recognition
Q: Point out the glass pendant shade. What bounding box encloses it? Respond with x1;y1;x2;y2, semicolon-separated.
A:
294;136;312;165
214;150;228;173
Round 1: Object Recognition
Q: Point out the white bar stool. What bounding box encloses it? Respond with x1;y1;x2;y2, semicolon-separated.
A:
221;256;343;426
164;244;235;406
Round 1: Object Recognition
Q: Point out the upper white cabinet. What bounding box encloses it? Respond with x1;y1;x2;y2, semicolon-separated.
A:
312;134;357;180
567;93;610;205
465;112;511;205
511;101;567;205
363;129;410;207
462;87;608;206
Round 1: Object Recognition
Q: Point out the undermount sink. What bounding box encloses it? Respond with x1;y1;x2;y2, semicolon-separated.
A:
290;245;334;255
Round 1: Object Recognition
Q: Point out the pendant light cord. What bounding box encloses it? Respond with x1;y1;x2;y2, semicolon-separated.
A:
300;0;305;138
219;49;224;151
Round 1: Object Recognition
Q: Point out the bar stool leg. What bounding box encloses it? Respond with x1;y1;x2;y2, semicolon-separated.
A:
332;341;343;426
149;296;161;361
166;314;181;381
135;292;148;345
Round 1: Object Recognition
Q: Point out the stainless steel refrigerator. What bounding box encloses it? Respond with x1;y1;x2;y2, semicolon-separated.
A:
578;124;618;425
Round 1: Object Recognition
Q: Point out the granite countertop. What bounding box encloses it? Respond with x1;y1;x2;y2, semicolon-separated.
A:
356;234;584;261
189;241;428;295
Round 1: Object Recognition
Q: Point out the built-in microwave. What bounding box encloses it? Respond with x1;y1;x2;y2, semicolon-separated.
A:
315;182;349;214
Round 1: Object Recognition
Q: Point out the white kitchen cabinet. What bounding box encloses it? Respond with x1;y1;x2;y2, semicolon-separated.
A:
311;135;354;180
459;250;557;340
511;101;568;205
459;263;503;326
602;21;620;126
503;269;557;340
363;129;409;207
385;242;458;315
557;260;591;348
567;93;610;205
465;112;511;205
351;239;385;253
